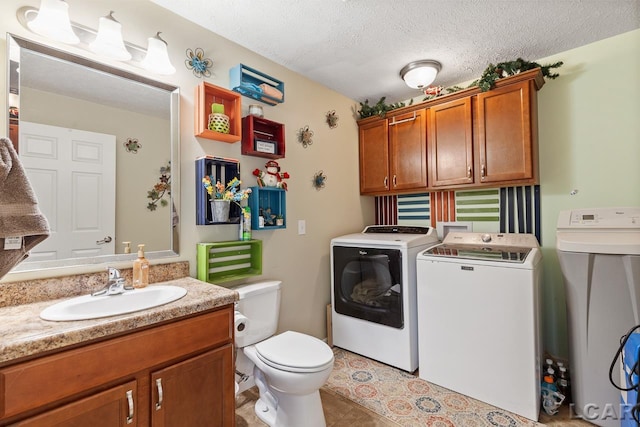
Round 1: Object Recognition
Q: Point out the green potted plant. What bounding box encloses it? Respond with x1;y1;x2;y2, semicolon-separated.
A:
276;214;284;226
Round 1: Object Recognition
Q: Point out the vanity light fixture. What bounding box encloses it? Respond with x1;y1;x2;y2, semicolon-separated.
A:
26;0;79;45
89;11;131;61
141;32;176;76
400;60;442;89
17;5;176;75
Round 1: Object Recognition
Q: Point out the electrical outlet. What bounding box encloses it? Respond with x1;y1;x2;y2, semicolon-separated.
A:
298;220;306;235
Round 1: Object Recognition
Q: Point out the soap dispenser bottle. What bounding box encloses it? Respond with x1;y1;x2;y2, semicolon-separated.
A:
132;244;149;288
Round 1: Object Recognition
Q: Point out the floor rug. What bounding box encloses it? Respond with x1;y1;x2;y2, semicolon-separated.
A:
325;347;543;427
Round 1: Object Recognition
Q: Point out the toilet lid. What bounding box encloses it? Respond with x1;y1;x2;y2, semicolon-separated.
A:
255;331;334;373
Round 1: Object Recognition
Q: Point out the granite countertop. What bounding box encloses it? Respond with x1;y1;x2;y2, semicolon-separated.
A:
0;276;238;366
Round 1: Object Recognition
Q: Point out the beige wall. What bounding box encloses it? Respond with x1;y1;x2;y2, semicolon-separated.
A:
0;0;373;341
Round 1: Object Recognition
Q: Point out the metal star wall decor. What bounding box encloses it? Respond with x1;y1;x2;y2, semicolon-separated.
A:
185;48;213;78
325;110;339;128
313;171;327;190
297;125;314;148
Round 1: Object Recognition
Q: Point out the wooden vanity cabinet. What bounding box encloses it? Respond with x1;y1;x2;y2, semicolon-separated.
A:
0;306;235;427
11;381;138;427
359;109;427;195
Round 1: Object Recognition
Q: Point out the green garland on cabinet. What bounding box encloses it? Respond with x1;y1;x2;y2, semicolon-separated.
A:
357;97;413;119
357;58;563;119
471;58;564;92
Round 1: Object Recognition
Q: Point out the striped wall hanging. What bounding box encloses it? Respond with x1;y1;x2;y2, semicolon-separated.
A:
375;185;541;243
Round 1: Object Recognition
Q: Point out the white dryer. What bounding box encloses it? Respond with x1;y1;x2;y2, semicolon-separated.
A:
331;225;440;372
557;207;640;427
416;232;542;421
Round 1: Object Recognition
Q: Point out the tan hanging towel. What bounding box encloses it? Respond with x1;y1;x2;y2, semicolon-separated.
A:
0;137;50;279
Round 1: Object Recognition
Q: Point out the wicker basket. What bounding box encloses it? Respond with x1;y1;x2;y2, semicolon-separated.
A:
208;113;230;134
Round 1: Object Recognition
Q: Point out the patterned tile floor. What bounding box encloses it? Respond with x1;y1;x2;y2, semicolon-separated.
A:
235;347;594;426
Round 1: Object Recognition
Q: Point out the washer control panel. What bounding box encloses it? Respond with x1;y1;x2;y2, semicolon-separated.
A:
563;207;640;227
443;232;539;248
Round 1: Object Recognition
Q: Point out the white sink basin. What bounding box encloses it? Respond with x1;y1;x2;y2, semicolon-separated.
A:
40;285;187;321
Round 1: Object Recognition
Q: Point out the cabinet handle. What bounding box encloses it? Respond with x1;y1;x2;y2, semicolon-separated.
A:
481;165;486;179
384;176;388;188
392;175;397;187
467;166;472;178
388;112;416;126
155;378;164;411
126;390;134;424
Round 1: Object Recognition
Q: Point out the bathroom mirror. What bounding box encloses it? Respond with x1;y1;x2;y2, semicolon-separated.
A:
6;34;180;273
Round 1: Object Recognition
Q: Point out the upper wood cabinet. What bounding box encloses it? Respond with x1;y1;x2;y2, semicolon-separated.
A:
358;68;544;194
359;118;389;194
475;79;538;185
428;97;473;187
359;109;427;195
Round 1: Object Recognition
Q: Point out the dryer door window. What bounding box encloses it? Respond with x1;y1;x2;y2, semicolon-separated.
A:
332;246;403;328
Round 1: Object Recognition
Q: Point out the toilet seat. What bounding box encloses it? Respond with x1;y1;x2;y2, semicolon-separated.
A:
255;331;334;373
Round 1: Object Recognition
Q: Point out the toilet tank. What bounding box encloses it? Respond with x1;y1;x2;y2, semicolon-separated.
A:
233;280;281;347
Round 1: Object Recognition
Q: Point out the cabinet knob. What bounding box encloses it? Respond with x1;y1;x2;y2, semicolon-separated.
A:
481;165;486;179
392;175;397;187
467;166;472;178
384;176;388;188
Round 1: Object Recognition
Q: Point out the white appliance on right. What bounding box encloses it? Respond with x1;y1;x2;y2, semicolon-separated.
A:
556;207;640;427
416;231;542;421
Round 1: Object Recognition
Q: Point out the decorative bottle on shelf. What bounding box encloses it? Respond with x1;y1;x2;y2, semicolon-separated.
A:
242;207;252;241
258;208;265;229
132;244;150;288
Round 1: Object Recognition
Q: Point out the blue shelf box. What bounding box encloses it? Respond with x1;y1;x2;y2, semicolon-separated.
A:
229;63;285;106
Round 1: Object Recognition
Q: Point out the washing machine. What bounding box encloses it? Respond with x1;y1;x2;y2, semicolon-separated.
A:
557;207;640;427
416;232;542;421
331;225;440;372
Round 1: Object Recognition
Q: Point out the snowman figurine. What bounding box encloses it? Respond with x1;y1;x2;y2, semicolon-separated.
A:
253;160;290;191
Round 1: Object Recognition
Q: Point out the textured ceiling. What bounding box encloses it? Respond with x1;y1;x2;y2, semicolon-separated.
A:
152;0;640;104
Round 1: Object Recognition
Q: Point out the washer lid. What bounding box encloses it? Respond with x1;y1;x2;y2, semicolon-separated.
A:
255;331;334;372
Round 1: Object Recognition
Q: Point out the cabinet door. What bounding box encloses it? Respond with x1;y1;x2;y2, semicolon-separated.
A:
389;109;427;191
151;345;235;427
428;98;473;187
359;119;390;194
13;381;137;427
476;80;536;184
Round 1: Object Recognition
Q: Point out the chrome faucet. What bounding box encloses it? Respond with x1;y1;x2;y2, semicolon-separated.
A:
92;267;133;296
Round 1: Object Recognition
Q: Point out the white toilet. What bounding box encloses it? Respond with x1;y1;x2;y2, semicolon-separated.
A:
232;281;334;427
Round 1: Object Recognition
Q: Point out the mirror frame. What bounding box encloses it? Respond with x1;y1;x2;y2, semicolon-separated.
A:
5;34;180;274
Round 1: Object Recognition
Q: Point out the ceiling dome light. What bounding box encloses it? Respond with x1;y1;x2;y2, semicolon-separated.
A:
27;0;79;44
400;60;442;89
141;32;176;75
89;11;131;61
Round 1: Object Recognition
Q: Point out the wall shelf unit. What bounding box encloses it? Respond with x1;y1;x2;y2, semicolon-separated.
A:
197;240;263;284
195;156;241;225
195;82;242;142
248;186;286;230
242;115;285;159
229;64;284;106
